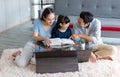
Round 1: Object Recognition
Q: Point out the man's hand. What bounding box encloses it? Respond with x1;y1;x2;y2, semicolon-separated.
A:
70;34;79;39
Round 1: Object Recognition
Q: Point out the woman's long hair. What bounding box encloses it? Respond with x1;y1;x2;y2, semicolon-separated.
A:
40;8;54;21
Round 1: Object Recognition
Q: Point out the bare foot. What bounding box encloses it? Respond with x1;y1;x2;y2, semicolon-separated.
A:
89;52;97;62
12;50;21;57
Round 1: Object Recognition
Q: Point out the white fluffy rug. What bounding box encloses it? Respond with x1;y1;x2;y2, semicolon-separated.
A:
0;46;120;77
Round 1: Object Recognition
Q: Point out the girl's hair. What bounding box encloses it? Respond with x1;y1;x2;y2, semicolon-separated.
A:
80;11;93;24
51;15;70;35
40;8;55;21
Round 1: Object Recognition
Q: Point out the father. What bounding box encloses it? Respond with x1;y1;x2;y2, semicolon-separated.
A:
71;11;116;62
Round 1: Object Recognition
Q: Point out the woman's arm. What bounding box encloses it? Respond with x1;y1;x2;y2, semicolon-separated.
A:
32;31;51;46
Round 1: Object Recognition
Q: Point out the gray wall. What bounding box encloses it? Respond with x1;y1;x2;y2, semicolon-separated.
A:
55;0;120;18
0;0;31;32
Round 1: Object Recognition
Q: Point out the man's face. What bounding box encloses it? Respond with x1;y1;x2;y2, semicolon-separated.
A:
78;17;89;28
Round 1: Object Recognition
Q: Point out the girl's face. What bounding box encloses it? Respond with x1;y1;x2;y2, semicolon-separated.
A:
44;13;55;26
60;23;70;30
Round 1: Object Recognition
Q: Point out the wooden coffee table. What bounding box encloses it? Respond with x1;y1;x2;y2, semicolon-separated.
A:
35;44;92;73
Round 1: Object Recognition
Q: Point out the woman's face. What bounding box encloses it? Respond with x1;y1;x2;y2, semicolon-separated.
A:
44;13;55;26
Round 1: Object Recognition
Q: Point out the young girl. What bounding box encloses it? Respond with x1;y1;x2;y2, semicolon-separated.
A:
51;15;72;38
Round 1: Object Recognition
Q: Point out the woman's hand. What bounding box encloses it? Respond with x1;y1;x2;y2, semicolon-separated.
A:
44;38;51;46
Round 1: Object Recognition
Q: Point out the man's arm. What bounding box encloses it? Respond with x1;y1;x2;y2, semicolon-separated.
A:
91;19;102;43
79;19;102;43
77;34;92;42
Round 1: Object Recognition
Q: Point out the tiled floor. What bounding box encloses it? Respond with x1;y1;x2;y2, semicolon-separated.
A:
0;21;33;57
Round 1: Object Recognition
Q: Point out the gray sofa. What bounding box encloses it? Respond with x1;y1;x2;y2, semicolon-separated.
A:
54;0;120;45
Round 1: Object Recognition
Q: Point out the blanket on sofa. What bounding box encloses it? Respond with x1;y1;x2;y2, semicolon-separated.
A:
0;46;120;77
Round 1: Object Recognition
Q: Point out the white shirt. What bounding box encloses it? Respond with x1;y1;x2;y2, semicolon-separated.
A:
73;18;103;49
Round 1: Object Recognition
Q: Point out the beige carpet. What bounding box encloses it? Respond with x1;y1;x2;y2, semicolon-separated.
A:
0;46;120;77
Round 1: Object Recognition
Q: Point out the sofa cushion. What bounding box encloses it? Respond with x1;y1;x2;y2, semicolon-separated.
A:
55;0;120;18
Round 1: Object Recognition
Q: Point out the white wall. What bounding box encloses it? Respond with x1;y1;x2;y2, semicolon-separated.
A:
0;0;6;31
0;0;31;32
19;0;31;22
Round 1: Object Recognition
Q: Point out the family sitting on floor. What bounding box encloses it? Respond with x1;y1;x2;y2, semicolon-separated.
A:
12;7;117;67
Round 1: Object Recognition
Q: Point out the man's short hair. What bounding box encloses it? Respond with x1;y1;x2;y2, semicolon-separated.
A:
80;11;93;24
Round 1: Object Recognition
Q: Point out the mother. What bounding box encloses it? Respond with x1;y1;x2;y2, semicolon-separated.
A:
13;7;56;67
